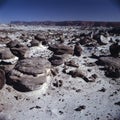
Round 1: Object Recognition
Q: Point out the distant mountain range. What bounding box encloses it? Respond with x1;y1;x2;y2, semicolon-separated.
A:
10;21;120;27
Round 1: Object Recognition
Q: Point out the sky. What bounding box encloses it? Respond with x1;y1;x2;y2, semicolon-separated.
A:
0;0;120;23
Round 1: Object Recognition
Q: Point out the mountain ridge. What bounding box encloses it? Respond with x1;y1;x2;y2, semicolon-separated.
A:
10;21;120;27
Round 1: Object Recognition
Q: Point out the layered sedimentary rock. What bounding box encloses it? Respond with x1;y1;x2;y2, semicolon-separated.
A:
8;58;52;91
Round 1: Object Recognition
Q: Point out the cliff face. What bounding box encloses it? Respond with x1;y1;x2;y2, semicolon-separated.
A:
10;21;120;27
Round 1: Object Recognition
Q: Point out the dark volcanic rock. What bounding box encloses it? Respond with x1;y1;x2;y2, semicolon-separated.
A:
0;69;6;90
49;44;74;55
109;42;120;57
8;58;51;91
49;55;63;66
74;43;82;56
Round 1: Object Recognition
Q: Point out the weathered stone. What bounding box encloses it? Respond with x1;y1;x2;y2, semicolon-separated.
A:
8;58;52;91
99;57;120;78
0;69;6;90
0;48;15;60
109;42;120;57
0;36;12;44
34;34;47;45
15;58;51;75
34;34;45;42
65;60;79;68
69;69;90;82
0;64;15;73
79;37;97;46
30;39;40;47
0;48;18;64
7;40;22;48
49;44;74;55
74;43;82;56
49;55;63;66
10;46;28;59
99;57;120;69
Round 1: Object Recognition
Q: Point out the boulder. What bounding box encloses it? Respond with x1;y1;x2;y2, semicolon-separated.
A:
49;44;74;55
65;60;79;68
109;42;120;57
0;48;18;64
30;39;40;47
8;58;52;91
99;57;120;78
79;37;97;47
0;36;11;44
7;40;22;48
0;69;6;90
68;69;90;82
10;46;28;59
34;34;47;45
0;64;16;73
49;55;63;66
74;43;82;56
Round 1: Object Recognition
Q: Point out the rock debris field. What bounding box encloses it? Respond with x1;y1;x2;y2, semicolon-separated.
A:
0;25;120;120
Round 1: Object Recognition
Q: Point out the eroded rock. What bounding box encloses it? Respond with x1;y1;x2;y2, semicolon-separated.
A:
0;69;6;90
65;60;79;68
0;48;18;64
109;42;120;57
7;40;22;48
69;69;90;82
8;58;52;91
10;46;28;59
99;57;120;78
49;55;63;66
30;39;40;47
74;43;82;57
49;44;74;55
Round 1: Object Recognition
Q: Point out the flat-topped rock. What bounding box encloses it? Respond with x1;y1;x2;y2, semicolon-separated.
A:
15;58;51;75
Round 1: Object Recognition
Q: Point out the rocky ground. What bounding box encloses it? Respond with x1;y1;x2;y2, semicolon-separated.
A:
0;24;120;120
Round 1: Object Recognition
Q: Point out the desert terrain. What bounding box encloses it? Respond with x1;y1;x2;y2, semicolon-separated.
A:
0;24;120;120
